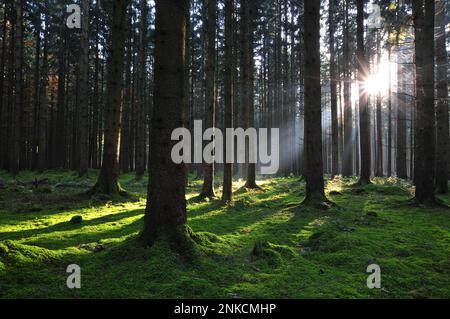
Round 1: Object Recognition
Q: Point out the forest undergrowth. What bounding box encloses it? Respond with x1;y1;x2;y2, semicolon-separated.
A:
0;170;449;298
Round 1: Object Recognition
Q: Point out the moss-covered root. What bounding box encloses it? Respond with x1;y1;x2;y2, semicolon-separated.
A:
300;192;337;211
85;180;130;198
244;180;261;190
140;225;199;261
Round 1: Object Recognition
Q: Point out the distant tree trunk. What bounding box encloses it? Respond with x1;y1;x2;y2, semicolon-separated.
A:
329;0;339;177
183;2;191;143
120;3;133;173
200;0;217;199
302;0;328;204
375;32;383;177
435;0;449;194
91;0;128;195
0;2;7;169
11;0;23;176
288;3;296;175
342;0;353;177
413;0;436;204
55;20;67;169
281;0;289;176
245;0;257;188
354;99;360;175
32;10;41;170
273;1;281;178
142;0;189;247
37;6;49;172
222;0;234;202
78;0;90;177
396;34;407;179
91;7;101;169
135;0;148;180
387;43;393;176
357;0;371;185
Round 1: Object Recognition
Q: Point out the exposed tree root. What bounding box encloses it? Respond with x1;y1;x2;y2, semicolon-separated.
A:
140;225;199;262
298;193;339;212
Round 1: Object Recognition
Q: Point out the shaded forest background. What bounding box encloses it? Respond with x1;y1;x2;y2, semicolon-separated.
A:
0;0;447;182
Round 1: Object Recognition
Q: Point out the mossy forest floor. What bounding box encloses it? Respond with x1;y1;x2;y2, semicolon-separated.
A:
0;170;449;298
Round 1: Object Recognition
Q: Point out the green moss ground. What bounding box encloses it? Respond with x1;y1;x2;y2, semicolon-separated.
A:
0;170;449;298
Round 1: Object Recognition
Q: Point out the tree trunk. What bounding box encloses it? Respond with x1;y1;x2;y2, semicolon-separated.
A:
387;44;393;176
245;0;257;188
303;0;328;204
413;0;436;204
32;10;41;170
37;5;49;172
0;1;7;169
200;0;217;199
222;0;234;202
375;32;383;177
357;0;371;185
396;34;407;179
142;0;189;247
78;0;90;177
91;0;129;195
120;3;133;173
135;0;148;180
329;0;339;178
55;12;67;169
91;7;101;169
435;0;449;194
11;0;23;176
342;0;353;177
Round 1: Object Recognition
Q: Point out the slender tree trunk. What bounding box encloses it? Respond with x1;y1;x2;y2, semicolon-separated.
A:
245;0;257;188
91;8;101;169
387;44;393;176
396;34;407;179
10;0;23;176
37;6;49;172
32;10;41;170
120;3;133;173
0;2;7;169
375;32;383;177
135;0;148;179
78;0;90;176
55;23;67;169
329;0;339;178
281;0;289;176
200;0;217;198
342;0;353;177
435;0;449;194
183;2;191;182
222;0;234;202
92;0;129;195
302;0;328;204
357;0;371;184
142;0;189;247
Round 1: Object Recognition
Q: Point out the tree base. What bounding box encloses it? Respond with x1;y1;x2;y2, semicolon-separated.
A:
140;224;198;261
244;181;260;190
86;181;129;198
299;193;337;211
356;178;372;187
198;191;216;201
